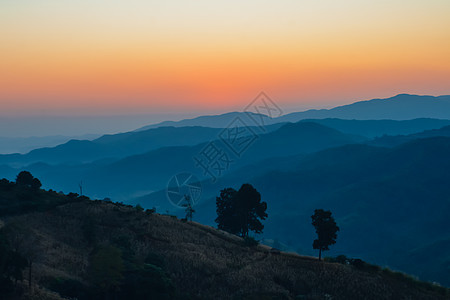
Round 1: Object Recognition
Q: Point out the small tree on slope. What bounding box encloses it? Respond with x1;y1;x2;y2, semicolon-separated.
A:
311;209;339;261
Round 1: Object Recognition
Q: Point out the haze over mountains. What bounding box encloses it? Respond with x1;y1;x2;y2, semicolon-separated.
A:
2;94;450;155
2;94;450;199
139;94;450;130
0;134;100;155
2;93;450;287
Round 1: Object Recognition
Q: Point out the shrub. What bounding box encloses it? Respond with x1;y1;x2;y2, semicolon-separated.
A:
67;192;79;199
45;277;87;299
146;207;156;214
243;236;259;247
335;255;349;264
325;256;380;273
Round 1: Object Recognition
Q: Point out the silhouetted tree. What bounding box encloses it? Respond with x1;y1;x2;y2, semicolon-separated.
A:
311;209;339;261
31;178;42;190
16;171;34;187
215;184;267;237
15;171;41;190
135;204;144;212
182;195;195;221
67;192;79;199
215;188;239;234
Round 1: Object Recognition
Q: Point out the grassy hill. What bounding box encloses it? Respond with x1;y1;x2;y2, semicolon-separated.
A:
1;179;449;299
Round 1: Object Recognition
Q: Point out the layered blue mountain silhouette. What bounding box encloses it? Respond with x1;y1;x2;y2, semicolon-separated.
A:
278;94;450;121
138;94;450;130
1;93;450;286
136;111;276;130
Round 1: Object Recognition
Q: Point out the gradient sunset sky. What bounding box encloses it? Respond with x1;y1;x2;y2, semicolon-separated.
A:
1;0;449;116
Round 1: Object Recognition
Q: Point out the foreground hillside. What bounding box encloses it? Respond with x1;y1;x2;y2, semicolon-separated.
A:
1;181;449;299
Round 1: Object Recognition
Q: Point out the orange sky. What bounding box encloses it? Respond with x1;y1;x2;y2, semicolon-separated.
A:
1;0;449;115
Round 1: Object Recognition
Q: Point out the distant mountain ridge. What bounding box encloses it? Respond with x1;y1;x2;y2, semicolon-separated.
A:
298;118;450;138
0;126;224;166
0;123;286;166
3;117;450;199
2;122;362;200
136;111;275;131
2;94;449;163
370;124;450;147
278;94;450;121
137;94;450;130
0;134;100;155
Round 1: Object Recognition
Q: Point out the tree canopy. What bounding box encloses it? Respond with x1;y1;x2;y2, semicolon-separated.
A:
15;171;41;190
215;184;267;237
311;209;339;260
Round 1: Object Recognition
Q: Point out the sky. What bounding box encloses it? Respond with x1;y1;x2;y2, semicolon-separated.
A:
1;0;450;119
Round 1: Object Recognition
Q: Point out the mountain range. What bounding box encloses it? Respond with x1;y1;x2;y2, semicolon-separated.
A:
278;94;450;121
1;93;450;288
0;134;100;155
138;94;450;130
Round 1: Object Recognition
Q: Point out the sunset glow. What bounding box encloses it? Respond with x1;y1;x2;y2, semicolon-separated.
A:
1;0;449;115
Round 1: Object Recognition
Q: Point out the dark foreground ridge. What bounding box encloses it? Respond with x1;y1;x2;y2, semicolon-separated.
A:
0;180;449;300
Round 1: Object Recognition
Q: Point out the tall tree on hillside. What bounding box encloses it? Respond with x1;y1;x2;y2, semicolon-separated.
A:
215;188;239;234
215;184;267;237
311;209;339;261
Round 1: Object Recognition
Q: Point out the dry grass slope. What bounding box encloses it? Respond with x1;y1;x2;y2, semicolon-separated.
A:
2;200;449;300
